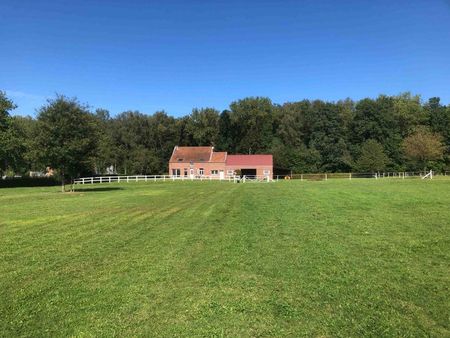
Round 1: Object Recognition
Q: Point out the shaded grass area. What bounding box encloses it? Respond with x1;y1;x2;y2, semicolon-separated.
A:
1;179;449;337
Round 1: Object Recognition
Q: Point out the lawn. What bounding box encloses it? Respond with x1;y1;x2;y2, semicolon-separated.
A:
0;179;449;337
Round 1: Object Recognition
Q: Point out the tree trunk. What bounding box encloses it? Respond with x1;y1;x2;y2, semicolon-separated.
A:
61;170;65;193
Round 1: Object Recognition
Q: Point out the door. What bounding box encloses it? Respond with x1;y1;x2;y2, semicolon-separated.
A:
190;168;194;179
219;170;224;180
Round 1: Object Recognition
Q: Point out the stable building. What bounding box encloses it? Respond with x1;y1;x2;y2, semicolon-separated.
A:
169;146;273;179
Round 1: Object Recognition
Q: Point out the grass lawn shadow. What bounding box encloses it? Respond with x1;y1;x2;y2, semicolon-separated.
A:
73;186;124;193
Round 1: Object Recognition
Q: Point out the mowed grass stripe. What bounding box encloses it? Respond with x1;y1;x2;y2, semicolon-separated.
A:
0;180;449;337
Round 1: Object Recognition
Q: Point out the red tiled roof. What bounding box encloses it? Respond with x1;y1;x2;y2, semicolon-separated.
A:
210;152;227;163
169;146;213;163
226;154;273;166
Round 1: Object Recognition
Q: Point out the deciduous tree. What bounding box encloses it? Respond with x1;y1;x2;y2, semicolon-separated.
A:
402;127;445;170
355;139;389;172
36;95;98;191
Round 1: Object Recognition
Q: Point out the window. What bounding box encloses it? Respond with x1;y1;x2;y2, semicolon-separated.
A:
199;168;204;175
263;169;270;176
172;169;180;176
227;170;234;176
177;158;183;162
211;170;219;175
184;168;188;176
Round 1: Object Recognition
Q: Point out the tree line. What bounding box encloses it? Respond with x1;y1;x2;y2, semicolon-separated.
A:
1;90;449;187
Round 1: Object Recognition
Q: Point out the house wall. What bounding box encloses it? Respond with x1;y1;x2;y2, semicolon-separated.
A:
169;162;226;176
169;163;273;178
225;165;272;178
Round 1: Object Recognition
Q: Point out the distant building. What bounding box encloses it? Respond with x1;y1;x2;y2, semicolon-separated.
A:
169;146;273;179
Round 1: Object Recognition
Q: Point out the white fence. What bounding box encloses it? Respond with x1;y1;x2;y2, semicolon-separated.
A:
274;170;438;181
73;170;441;185
73;174;272;185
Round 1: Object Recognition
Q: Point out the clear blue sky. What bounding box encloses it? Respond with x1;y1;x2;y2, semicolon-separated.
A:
1;0;450;117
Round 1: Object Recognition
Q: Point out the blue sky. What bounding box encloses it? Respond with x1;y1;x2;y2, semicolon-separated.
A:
1;0;450;117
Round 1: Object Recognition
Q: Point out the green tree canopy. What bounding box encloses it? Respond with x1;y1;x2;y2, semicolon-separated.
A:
402;126;445;170
185;108;220;146
355;139;389;172
0;91;18;175
36;95;99;191
228;97;274;154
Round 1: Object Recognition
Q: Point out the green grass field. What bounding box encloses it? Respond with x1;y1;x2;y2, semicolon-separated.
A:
1;179;449;337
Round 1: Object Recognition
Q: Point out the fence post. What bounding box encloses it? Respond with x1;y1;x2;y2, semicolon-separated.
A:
164;175;166;182
301;174;303;181
349;173;352;180
91;177;94;184
127;176;129;183
109;177;111;183
325;173;328;181
82;178;85;184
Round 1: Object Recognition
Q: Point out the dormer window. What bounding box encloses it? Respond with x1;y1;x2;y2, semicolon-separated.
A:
177;158;183;162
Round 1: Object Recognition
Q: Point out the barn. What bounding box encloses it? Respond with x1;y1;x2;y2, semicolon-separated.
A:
169;146;273;179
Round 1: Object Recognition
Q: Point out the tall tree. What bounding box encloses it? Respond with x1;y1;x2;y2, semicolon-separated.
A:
425;97;450;148
228;97;274;154
402;126;445;171
308;100;350;171
392;92;425;137
0;91;18;175
4;116;38;175
355;139;389;172
36;95;98;191
93;108;117;174
350;96;402;169
185;108;220;146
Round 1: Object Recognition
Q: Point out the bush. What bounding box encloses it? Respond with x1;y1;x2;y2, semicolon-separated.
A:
0;177;59;188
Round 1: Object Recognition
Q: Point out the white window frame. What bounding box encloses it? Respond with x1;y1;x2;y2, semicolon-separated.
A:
227;170;234;176
211;170;219;175
198;168;204;176
263;169;270;176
